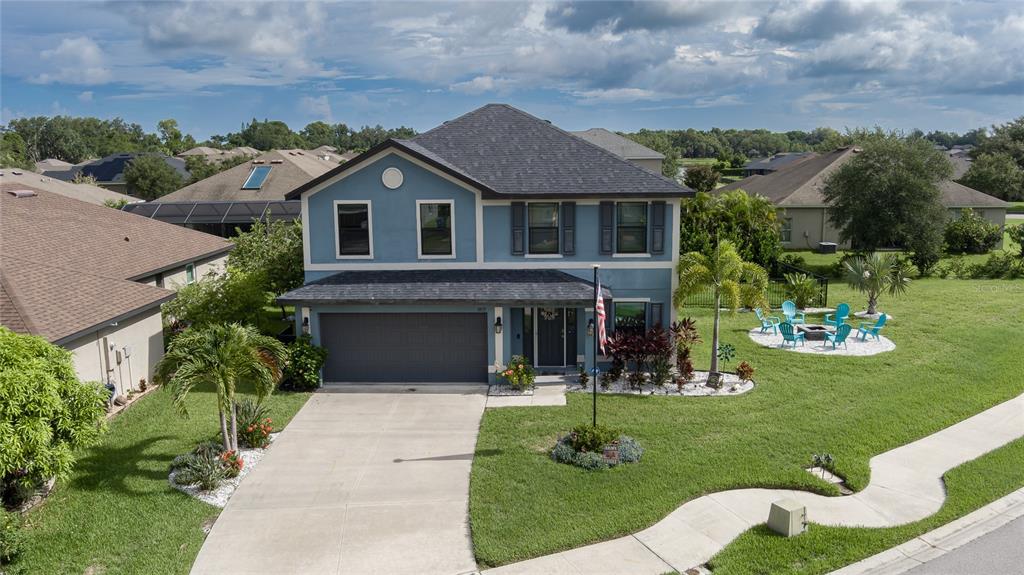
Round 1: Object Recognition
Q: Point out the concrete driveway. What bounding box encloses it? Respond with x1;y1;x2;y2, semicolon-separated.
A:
191;387;487;575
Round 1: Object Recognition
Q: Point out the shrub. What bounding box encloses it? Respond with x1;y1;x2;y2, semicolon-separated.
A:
236;398;272;448
577;366;589;388
1;508;24;566
1009;225;1024;258
626;370;647;389
220;451;244;478
671;318;701;390
779;253;806;267
736;361;755;383
567;424;620;453
500;355;535;390
0;328;106;507
783;272;821;309
600;360;622;389
551;433;643;470
172;450;227;491
944;209;1003;254
281;335;328;391
650;356;672;388
161;269;270;330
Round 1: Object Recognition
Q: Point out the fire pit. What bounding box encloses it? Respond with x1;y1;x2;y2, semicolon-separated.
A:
797;324;834;341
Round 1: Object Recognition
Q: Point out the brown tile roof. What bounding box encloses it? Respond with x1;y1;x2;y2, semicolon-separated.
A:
1;184;232;342
1;169;135;206
718;147;1009;209
159;149;337;202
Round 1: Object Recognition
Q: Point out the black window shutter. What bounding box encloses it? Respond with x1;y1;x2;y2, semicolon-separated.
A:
648;303;664;328
561;202;575;255
599;201;614;255
511;202;525;255
651;201;666;255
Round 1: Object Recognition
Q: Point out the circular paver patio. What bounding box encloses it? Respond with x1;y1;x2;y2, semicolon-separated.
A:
747;327;896;356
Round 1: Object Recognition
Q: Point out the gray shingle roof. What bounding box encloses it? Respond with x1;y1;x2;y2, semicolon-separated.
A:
409;104;688;197
287;104;691;199
742;152;816;172
570;128;665;160
277;269;612;305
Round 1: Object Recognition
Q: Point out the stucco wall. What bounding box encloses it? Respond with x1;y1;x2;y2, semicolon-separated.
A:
631;158;664;174
306;153;479;266
65;308;165;396
138;253;228;289
778;207;848;250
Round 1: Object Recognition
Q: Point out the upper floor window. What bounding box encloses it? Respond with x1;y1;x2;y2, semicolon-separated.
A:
780;218;793;243
616;203;647;253
418;200;454;257
185;263;196;284
242;166;272;190
528;203;559;254
336;201;372;257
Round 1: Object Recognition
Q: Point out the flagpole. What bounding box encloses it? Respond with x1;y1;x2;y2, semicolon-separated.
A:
593;264;599;427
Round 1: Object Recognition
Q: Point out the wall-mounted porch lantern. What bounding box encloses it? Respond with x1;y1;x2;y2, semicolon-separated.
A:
494;316;503;334
587;318;595;337
302;317;310;334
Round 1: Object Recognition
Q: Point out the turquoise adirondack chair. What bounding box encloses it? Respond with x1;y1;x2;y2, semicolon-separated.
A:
857;313;887;341
824;303;850;328
778;322;805;348
781;300;805;325
755;308;781;335
824;324;852;350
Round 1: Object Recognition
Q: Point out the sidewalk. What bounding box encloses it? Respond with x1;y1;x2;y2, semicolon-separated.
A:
482;393;1024;575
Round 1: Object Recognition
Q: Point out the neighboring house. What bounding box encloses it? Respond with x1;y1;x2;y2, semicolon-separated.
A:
946;148;973;179
1;168;135;206
34;158;72;173
278;104;693;384
719;147;1009;250
41;152;190;194
571;128;665;173
178;146;257;163
0;183;232;396
742;152;816;177
124;149;335;236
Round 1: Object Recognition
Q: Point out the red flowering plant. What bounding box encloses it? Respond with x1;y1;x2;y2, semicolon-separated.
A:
500;355;535;391
220;450;244;478
236;398;273;448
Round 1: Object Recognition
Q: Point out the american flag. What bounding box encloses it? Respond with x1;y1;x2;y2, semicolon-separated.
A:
596;278;607;355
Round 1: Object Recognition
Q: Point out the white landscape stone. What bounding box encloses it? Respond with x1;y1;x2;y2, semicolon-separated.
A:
747;328;895;356
566;371;754;397
168;434;278;508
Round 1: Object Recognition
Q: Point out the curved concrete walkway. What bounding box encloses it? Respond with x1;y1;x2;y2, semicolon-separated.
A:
483;393;1024;575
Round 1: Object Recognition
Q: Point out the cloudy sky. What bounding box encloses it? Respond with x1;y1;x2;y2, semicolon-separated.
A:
2;1;1021;139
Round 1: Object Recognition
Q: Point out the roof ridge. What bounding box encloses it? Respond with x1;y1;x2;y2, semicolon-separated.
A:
0;273;39;336
1;253;177;288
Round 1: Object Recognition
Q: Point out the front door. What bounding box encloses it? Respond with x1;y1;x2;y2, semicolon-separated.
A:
536;307;565;366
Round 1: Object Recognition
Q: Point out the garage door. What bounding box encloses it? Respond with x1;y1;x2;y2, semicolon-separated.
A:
320;312;488;382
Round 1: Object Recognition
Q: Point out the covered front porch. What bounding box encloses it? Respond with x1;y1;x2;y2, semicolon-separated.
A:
277;269;614;384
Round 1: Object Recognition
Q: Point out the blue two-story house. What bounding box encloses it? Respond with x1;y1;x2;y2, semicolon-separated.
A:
278;104;693;383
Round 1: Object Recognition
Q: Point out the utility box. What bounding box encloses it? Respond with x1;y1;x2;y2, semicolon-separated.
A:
818;242;838;254
767;498;807;537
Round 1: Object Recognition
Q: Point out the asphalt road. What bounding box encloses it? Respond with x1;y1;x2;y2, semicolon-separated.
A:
905;516;1024;575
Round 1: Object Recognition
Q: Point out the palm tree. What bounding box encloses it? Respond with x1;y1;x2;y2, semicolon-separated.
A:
674;240;768;380
844;252;912;315
155;323;287;451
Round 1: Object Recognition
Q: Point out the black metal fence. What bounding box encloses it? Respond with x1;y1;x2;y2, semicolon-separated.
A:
682;261;828;309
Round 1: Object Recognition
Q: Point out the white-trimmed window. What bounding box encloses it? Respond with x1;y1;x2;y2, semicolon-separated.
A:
185;263;196;284
528;203;559;254
780;218;793;243
334;201;373;258
416;200;455;258
615;202;648;254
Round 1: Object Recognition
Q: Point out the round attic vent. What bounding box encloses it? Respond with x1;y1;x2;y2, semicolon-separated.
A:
381;167;404;189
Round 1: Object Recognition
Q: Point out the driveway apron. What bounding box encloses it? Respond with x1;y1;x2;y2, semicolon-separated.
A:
191;387;487;575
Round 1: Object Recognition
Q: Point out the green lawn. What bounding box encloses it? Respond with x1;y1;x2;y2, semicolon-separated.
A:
15;386;310;575
469;279;1024;568
1008;201;1024;214
710;437;1024;574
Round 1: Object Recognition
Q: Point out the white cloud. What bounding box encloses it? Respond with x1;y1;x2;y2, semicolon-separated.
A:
299;95;333;122
449;76;515;95
571;88;668;104
33;36;111;85
77;91;94;102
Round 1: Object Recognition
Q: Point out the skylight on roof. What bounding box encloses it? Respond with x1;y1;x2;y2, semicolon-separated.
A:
242;165;272;190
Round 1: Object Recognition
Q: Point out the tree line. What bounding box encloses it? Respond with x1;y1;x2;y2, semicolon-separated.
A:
0;116;418;168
